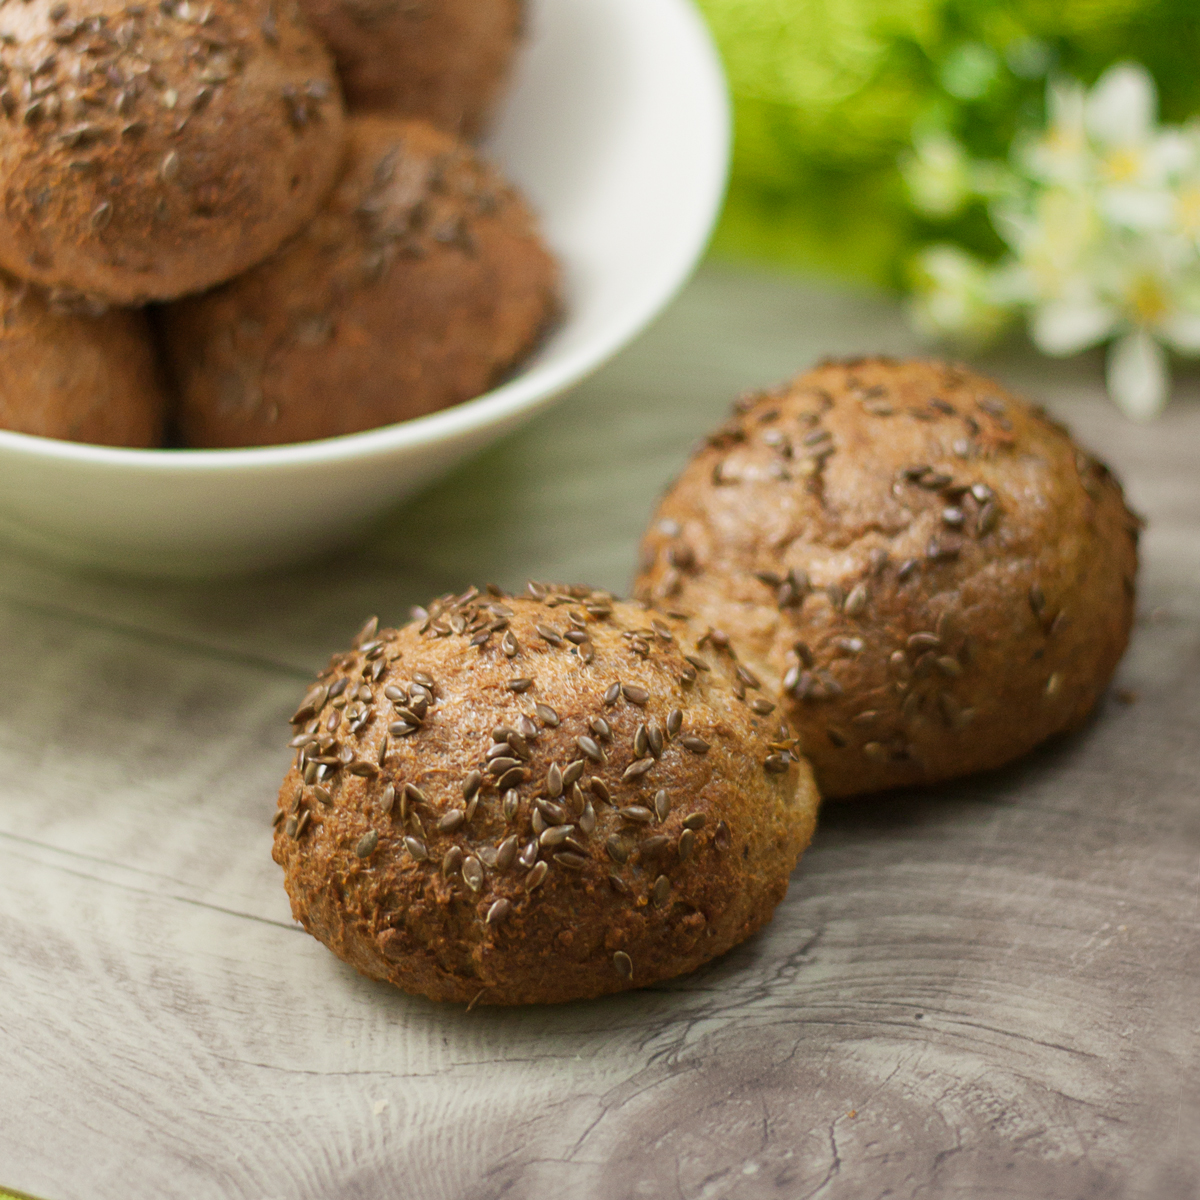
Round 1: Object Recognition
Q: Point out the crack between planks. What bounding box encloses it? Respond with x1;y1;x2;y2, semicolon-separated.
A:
0;826;261;893
0;838;299;933
0;590;315;681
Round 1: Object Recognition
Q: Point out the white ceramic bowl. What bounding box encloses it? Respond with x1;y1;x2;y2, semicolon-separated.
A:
0;0;729;578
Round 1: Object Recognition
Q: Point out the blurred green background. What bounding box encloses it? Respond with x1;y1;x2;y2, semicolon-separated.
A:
698;0;1200;286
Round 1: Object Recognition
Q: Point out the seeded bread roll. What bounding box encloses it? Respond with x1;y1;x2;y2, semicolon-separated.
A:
0;273;164;445
161;115;559;448
297;0;523;137
635;358;1140;798
273;586;818;1006
0;0;345;304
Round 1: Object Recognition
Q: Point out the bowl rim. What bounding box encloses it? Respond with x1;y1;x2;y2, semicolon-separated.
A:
0;0;730;477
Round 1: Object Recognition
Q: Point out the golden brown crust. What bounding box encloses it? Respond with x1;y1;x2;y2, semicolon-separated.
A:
635;358;1140;798
297;0;523;137
161;115;559;448
272;587;818;1006
0;272;164;445
0;0;345;304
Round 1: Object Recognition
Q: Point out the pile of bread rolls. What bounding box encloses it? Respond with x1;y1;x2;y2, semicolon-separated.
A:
0;0;557;447
274;357;1141;1007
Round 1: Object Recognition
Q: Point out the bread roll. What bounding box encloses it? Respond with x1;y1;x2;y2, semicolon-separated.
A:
273;586;819;1005
162;116;558;447
0;0;345;303
298;0;523;137
0;273;164;445
635;358;1140;797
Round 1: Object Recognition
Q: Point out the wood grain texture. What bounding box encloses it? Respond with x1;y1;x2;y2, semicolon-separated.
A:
1;266;1197;1200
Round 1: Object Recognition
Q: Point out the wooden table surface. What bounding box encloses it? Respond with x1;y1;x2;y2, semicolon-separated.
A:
1;266;1197;1200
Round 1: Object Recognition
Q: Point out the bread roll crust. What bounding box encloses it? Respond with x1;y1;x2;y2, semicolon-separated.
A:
635;358;1140;797
298;0;523;137
273;587;818;1005
0;273;164;445
162;116;559;448
0;0;345;303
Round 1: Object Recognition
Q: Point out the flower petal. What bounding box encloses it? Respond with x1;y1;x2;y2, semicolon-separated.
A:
1159;310;1200;353
1100;186;1175;231
1086;63;1157;146
1107;329;1169;420
1023;82;1089;186
1149;130;1196;179
1031;299;1116;355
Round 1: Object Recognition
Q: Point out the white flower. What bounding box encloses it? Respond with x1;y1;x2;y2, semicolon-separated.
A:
909;244;1009;342
902;133;973;219
1020;78;1089;187
1010;231;1200;417
1028;256;1200;418
1021;66;1194;232
1087;65;1194;232
908;59;1200;419
992;186;1101;299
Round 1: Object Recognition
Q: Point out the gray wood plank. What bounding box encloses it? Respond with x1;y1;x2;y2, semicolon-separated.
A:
0;265;1197;1200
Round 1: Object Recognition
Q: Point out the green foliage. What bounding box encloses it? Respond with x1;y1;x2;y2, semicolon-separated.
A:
699;0;1200;284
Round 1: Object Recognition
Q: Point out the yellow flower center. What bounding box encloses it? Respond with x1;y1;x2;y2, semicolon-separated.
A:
1103;147;1143;183
1178;185;1200;236
1042;127;1085;161
1127;274;1168;325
